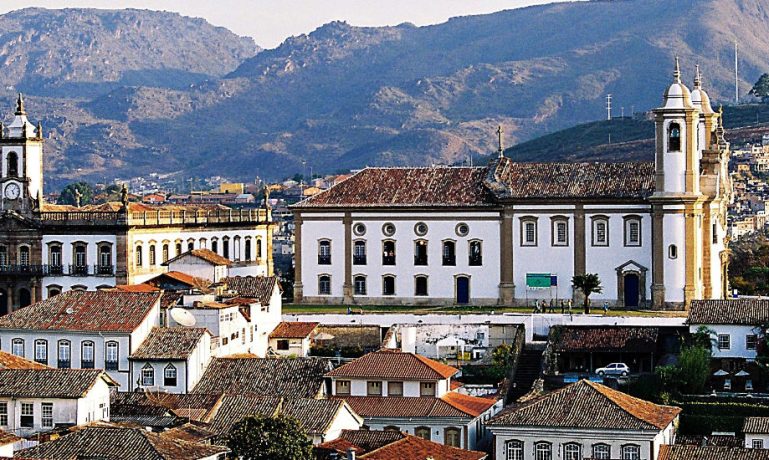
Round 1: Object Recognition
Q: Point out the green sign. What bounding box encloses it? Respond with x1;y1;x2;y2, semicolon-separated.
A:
526;273;552;288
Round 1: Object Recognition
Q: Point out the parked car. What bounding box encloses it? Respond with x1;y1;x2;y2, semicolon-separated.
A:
595;363;630;377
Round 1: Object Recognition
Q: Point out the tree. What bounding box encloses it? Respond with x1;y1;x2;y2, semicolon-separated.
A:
677;345;711;394
571;273;603;314
226;415;312;460
750;73;769;103
690;325;716;353
57;182;94;206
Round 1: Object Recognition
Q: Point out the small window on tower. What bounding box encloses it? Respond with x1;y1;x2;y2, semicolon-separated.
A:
669;123;681;152
6;152;18;177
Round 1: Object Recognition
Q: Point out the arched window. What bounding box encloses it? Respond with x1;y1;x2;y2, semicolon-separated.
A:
11;338;24;357
414;240;428;265
6;151;18;177
318;240;331;265
383;426;400;432
469;240;483;265
222;237;230;259
233;236;241;261
415;426;431;440
164;364;177;386
382;240;396;265
47;286;61;298
18;288;30;308
211;238;218;254
18;246;29;266
34;339;48;365
187;240;194;252
318;275;331;295
98;244;112;274
592;443;611;460
244;238;252;261
256;238;263;259
141;364;154;386
444;427;461;447
668;244;678;259
354;275;366;295
175;242;182;257
81;341;95;368
442;241;456;266
199;238;207;249
621;444;640;460
564;443;582;460
149;245;156;266
505;440;524;460
535;442;552;460
105;341;119;370
624;216;642;247
57;340;71;368
0;246;7;266
592;216;609;246
135;245;143;267
552;217;569;246
668;122;681;151
415;276;428;296
353;240;367;265
162;244;169;263
49;244;62;272
383;275;396;296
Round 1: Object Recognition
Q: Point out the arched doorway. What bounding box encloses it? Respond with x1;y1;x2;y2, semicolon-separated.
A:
18;288;31;308
456;276;470;305
0;291;7;316
624;274;640;308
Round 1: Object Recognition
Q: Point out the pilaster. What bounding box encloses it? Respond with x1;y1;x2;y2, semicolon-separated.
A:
342;213;353;304
293;213;304;303
573;205;586;304
651;205;665;308
498;208;514;305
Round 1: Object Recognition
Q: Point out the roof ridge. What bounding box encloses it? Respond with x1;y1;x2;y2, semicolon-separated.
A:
583;380;678;429
359;434;410;459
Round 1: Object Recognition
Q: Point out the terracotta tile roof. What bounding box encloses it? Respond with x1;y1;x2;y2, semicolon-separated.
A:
553;326;659;353
488;379;680;430
0;369;113;398
689;299;769;325
164;248;232;267
129;327;209;360
335;396;475;418
269;321;319;339
659;445;769;460
485;158;655;200
317;429;403;455
223;276;279;304
360;434;487;460
442;391;498;417
114;283;160;292
160;423;217;444
326;349;458;381
206;394;282;438
160;292;183;309
744;416;769;433
0;291;160;332
148;271;211;290
316;325;383;349
111;392;221;421
0;350;47;369
294;167;492;208
192;357;331;398
16;425;228;460
282;398;359;435
676;434;744;447
0;429;21;446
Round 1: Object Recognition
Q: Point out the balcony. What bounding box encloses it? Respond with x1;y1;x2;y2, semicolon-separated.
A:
442;255;456;266
0;265;47;276
57;360;71;369
105;361;118;371
49;265;63;275
96;265;114;276
414;255;428;266
318;255;331;265
69;265;90;276
353;255;367;265
382;255;396;265
81;360;95;369
469;255;483;266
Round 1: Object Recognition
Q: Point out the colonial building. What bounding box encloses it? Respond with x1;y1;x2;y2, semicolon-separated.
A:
0;95;273;313
292;62;731;309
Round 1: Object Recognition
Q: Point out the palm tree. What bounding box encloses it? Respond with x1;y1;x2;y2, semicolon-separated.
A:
572;273;603;314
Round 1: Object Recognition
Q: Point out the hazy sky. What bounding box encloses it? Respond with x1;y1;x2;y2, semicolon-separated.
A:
0;0;565;48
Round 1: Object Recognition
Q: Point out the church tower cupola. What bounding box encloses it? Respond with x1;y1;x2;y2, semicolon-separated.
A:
5;93;38;139
0;95;44;212
662;57;693;110
691;65;714;115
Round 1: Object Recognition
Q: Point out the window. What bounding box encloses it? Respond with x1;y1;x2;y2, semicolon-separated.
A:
592;217;609;246
415;426;431;440
456;223;469;237
353;240;367;265
135;245;143;267
187;241;194;252
522;218;537;246
718;334;730;350
318;275;331;295
244;239;252;261
276;339;289;350
564;443;581;460
668;122;681;151
552;218;568;246
442;241;456;266
335;380;351;395
354;275;367;295
535;442;552;460
57;340;70;369
41;402;53;428
445;427;461;448
624;217;642;246
34;339;48;364
469;240;482;266
211;239;218;254
753;439;764;449
318;240;331;264
668;244;678;259
98;245;112;273
149;245;156;266
621;444;640;460
383;425;400;432
256;238;263;259
164;364;177;387
505;440;524;460
383;275;396;296
0;402;7;426
18;246;29;266
382;223;396;237
49;244;62;270
367;381;382;396
82;341;95;368
0;246;6;265
105;341;119;370
592;443;611;459
420;382;435;396
388;381;403;396
199;238;207;249
415;276;428;296
222;238;229;259
20;402;33;428
162;244;169;263
47;286;61;297
73;243;87;267
414;222;428;236
353;223;366;236
382;240;396;265
713;222;718;244
6;151;18;177
141;364;154;386
414;240;428;265
11;338;23;357
747;334;758;351
175;242;182;257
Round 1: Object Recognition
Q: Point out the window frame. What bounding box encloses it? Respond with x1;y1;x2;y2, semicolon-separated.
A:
367;380;382;396
81;341;95;368
444;427;461;448
551;216;569;247
353;240;367;265
668;244;678;259
387;381;403;396
34;339;48;365
382;275;396;296
505;439;524;460
753;439;764;449
353;275;367;296
563;443;582;460
469;239;483;266
717;334;730;350
0;402;7;426
164;364;177;387
105;341;119;370
41;402;53;428
442;239;456;266
20;402;33;428
668;122;682;152
318;240;331;265
11;338;24;357
335;380;351;395
414;239;428;266
534;441;553;460
415;275;428;297
591;216;610;247
592;443;611;460
57;340;71;369
747;334;758;351
624;215;642;247
521;217;538;247
318;274;332;296
141;363;155;387
414;426;431;440
621;444;641;460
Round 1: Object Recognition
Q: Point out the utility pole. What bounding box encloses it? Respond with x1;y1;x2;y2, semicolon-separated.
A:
735;41;739;104
606;94;612;120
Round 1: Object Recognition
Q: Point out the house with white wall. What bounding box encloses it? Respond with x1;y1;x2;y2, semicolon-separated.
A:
0;368;115;436
487;379;680;460
129;328;211;394
163;249;231;283
744;417;769;449
0;291;161;390
688;299;768;360
268;321;318;357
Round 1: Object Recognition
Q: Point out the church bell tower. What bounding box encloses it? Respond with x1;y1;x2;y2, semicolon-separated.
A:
0;94;44;213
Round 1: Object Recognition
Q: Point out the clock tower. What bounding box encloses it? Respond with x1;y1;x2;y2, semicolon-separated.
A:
0;94;43;213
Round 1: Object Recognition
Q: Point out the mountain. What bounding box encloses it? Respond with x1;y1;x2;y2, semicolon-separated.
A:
5;1;769;186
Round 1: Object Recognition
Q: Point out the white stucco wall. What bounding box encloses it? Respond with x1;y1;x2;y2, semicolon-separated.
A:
690;324;759;359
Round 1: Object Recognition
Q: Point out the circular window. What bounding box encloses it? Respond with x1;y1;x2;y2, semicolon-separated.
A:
353;223;366;236
455;223;469;237
414;222;428;236
382;223;396;237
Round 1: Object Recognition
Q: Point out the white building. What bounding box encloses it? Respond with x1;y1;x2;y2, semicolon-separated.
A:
0;368;115;436
0;290;161;390
268;321;318;357
744;417;769;449
292;62;732;310
688;299;766;360
487;379;680;460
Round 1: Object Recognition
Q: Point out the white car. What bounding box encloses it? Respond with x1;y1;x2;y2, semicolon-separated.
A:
595;363;630;377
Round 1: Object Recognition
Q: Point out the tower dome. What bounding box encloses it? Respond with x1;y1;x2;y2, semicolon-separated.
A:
690;65;714;115
662;57;693;110
6;93;38;139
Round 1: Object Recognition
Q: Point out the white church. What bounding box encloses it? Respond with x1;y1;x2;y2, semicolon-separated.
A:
292;61;732;310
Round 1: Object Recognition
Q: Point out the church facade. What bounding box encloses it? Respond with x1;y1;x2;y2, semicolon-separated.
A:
292;63;732;310
0;96;273;314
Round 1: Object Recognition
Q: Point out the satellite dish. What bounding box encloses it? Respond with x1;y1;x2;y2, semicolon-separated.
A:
170;308;196;327
65;307;74;314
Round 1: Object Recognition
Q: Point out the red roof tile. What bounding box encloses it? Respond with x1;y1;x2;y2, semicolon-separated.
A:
659;445;769;460
360;434;487;460
553;326;659;353
326;349;458;381
0;350;47;369
148;271;211;289
113;284;160;293
223;276;279;304
442;392;498;418
335;396;479;418
269;321;319;339
164;249;231;266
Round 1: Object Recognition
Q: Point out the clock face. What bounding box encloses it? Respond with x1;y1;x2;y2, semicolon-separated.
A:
5;183;20;200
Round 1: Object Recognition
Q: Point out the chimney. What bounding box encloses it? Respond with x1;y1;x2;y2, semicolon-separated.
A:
347;447;356;460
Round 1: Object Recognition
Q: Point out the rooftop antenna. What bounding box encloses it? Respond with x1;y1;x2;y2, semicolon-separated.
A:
606;94;612;120
496;125;504;158
735;41;739;104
